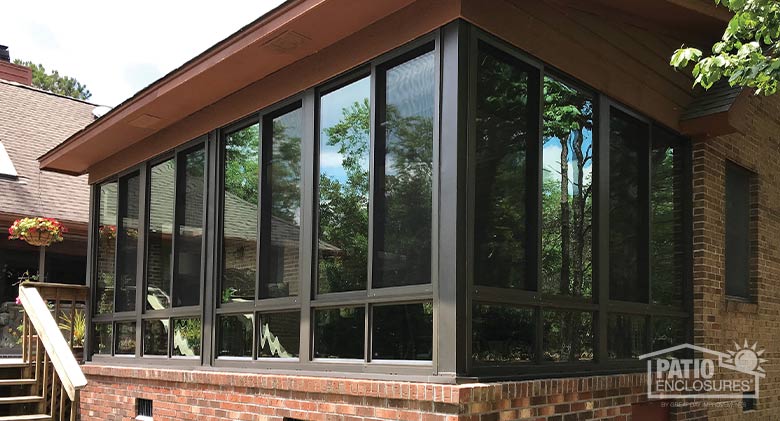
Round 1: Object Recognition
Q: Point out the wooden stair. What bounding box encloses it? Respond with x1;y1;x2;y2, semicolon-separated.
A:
0;362;50;421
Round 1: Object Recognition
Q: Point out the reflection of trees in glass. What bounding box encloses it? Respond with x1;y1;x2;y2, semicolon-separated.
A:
651;138;683;307
474;47;530;289
222;125;259;303
96;182;117;315
264;110;302;298
374;105;433;287
541;77;593;298
472;304;534;362
542;310;592;362
318;97;370;293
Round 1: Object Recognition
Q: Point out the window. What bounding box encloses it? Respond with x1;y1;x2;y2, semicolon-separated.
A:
311;43;436;363
317;76;370;294
116;174;140;312
469;35;689;372
96;182;117;315
373;49;435;288
217;103;303;364
474;44;534;290
725;161;754;299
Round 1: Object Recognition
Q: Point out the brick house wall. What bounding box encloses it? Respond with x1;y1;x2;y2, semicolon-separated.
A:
688;93;780;420
81;366;708;421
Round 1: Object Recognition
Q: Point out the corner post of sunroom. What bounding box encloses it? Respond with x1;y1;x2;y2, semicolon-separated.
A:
436;19;470;378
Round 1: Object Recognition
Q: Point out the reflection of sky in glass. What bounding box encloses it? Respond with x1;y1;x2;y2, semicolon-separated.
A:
272;108;302;225
542;121;593;195
384;51;435;176
319;77;370;183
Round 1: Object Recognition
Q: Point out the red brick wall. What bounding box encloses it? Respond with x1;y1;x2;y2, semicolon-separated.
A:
689;93;780;420
81;366;710;421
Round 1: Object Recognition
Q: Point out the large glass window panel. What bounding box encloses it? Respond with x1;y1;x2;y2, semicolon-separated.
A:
472;303;535;363
173;147;205;307
222;125;260;304
217;314;253;358
261;109;302;298
607;314;646;359
542;310;593;362
114;322;135;355
651;131;685;307
609;108;648;302
474;45;533;290
541;77;593;297
652;317;687;352
318;77;371;294
258;312;300;358
373;49;435;288
115;174;139;312
92;323;112;355
172;318;201;357
143;319;169;356
96;182;117;315
372;302;433;360
147;159;175;310
313;307;365;359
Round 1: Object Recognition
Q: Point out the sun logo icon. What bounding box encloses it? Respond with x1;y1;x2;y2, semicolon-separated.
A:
724;340;767;375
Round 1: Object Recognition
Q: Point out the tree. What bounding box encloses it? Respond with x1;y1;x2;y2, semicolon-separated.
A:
670;0;780;95
12;60;92;100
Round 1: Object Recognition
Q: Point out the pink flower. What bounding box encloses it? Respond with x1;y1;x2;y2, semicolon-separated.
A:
14;297;20;305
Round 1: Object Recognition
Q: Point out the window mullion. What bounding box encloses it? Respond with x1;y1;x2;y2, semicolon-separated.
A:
135;164;148;358
299;90;316;365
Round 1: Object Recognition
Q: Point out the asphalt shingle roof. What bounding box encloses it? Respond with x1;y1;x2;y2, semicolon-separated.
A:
0;79;94;224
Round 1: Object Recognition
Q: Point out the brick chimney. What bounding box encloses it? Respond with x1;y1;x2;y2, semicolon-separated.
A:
0;45;33;85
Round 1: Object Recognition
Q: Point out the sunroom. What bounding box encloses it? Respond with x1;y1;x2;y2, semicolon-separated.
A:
38;0;713;383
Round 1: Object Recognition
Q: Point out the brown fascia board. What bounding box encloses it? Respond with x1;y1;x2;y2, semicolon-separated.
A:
39;0;419;175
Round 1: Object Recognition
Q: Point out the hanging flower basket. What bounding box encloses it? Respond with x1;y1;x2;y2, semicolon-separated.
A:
8;217;67;247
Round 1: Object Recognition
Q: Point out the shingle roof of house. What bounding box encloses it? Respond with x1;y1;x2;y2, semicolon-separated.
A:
0;79;95;225
681;80;743;121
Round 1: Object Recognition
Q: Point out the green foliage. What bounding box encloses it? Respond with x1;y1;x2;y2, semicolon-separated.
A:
670;0;780;94
12;60;92;100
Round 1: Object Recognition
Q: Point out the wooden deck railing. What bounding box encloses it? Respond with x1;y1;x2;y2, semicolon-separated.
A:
19;282;88;421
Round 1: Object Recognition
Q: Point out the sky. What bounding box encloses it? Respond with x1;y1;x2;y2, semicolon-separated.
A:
0;0;285;106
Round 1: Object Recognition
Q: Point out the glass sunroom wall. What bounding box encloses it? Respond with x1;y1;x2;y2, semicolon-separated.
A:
465;25;691;378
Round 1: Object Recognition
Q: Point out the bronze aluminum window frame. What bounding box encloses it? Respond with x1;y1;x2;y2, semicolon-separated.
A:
463;24;693;379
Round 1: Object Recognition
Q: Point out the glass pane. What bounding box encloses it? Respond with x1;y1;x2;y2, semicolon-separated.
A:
172;318;201;357
725;162;752;298
147;159;174;310
607;314;646;359
115;174;139;312
542;310;593;362
609;108;648;302
96;182;117;315
541;77;593;297
217;314;253;358
474;44;532;289
262;108;302;298
318;77;370;294
114;322;135;355
653;317;687;352
651;131;685;307
372;302;433;360
313;307;365;359
258;312;300;358
173;147;205;307
472;303;535;363
373;49;435;288
92;323;112;355
143;319;168;356
222;125;259;304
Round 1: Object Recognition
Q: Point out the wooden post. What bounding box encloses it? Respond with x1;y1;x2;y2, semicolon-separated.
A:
38;246;45;282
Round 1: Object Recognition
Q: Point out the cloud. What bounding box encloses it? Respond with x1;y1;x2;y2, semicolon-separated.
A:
0;0;285;106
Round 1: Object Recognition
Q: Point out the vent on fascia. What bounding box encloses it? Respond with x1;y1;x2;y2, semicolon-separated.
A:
0;140;18;179
264;30;310;53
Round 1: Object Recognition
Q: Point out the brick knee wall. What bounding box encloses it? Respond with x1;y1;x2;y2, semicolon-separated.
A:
80;365;709;421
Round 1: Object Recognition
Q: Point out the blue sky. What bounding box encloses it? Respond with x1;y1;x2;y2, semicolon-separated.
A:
0;1;284;106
